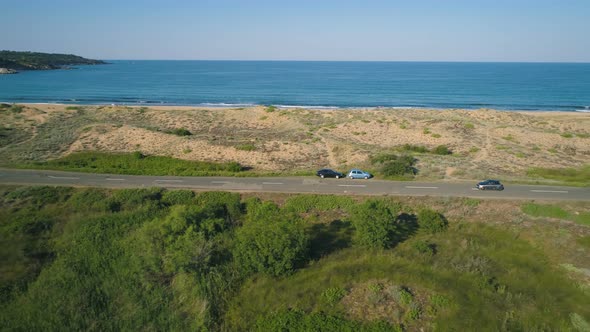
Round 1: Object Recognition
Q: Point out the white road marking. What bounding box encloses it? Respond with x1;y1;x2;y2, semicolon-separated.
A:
211;181;230;184
405;186;439;189
106;178;126;181
530;190;568;193
48;175;80;180
338;184;366;188
154;179;184;183
262;182;284;185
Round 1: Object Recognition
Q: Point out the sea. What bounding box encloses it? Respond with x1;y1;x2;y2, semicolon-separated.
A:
1;60;589;112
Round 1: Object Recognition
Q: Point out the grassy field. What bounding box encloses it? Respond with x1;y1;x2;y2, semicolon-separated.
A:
16;151;244;176
1;185;589;331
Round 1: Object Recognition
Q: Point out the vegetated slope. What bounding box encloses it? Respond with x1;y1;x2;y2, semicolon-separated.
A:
0;50;105;70
0;186;589;331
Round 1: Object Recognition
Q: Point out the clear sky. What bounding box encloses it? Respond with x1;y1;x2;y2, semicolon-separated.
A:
2;0;589;62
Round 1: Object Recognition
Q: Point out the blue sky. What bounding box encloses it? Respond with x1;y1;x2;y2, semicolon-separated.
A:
2;0;589;62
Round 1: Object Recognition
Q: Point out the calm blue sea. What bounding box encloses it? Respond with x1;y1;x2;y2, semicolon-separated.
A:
1;61;589;111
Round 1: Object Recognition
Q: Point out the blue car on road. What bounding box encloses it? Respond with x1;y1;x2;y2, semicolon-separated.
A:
347;169;373;179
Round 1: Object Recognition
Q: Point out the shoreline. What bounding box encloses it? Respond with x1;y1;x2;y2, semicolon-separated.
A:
4;101;590;114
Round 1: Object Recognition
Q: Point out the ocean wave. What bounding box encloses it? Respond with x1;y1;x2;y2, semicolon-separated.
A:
275;104;340;109
198;102;256;107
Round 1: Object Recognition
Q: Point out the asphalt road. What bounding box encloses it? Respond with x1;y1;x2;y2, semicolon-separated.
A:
0;168;588;201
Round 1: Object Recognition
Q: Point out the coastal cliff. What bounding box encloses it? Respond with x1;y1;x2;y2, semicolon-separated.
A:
0;50;106;73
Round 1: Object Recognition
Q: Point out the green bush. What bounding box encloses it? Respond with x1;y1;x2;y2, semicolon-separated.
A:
431;145;452;155
413;240;435;256
235;144;256;151
233;209;309;277
194;191;243;223
417;209;448;233
321;287;347;306
370;153;399;164
23;152;244;176
371;153;416;177
66;188;111;212
161;189;195;205
430;294;451;309
349;199;399;249
381;157;415;177
171;128;192;136
5;186;72;208
399;144;429;153
283;194;355;213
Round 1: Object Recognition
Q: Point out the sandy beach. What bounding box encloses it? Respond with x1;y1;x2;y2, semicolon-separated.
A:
1;103;589;181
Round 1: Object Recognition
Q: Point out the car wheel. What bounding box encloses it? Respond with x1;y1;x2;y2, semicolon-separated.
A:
349;176;354;179
335;175;339;179
364;176;368;179
320;174;324;178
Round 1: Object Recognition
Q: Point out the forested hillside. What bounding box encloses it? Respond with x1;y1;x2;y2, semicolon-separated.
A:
0;50;105;70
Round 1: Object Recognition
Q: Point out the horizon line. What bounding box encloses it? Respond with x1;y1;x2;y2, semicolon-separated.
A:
99;59;590;64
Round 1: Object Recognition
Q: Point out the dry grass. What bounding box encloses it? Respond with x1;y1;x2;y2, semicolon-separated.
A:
1;104;589;181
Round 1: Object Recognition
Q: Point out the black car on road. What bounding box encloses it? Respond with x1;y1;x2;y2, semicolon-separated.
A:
316;169;344;179
476;179;504;190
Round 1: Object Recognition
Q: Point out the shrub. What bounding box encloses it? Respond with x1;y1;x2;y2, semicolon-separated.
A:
431;145;452;155
171;128;192;136
132;151;144;159
321;287;347;306
67;188;111;212
413;240;435;256
27;152;244;176
430;294;451;309
110;187;163;211
372;153;416;177
283;194;355;213
5;186;72;207
233;209;309;277
161;190;195;205
399;144;429;153
370;153;399;164
382;158;415;177
349;199;399;249
195;191;243;223
265;105;277;113
405;303;421;321
417;209;448;233
235;144;256;151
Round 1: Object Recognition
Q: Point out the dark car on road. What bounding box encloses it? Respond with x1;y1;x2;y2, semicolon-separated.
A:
476;179;504;190
316;169;344;179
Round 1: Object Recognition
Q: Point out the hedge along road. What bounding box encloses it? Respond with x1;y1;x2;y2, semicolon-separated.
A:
0;168;588;201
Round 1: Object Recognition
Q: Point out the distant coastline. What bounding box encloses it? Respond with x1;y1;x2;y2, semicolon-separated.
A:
0;50;105;74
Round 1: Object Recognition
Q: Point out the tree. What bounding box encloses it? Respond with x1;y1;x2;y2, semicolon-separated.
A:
233;208;309;277
350;199;400;249
417;209;448;233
